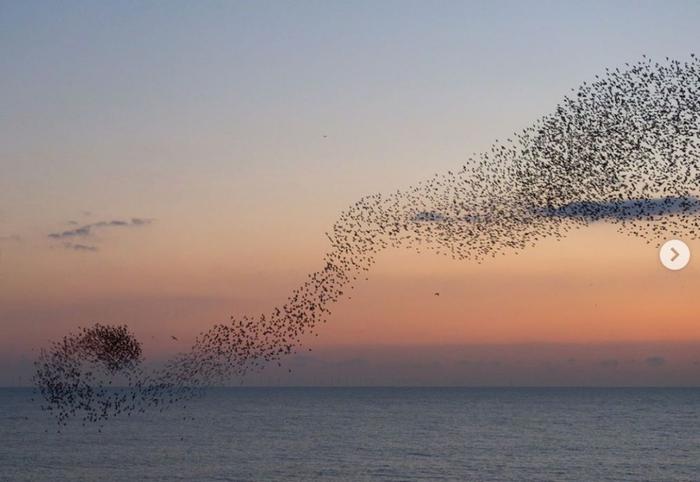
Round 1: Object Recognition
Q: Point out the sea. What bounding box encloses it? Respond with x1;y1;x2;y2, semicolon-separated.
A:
1;387;699;481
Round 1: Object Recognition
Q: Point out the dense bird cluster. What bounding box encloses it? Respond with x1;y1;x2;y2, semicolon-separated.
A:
35;56;700;424
34;324;143;424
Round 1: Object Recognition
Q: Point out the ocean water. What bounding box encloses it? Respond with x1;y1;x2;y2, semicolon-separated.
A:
1;387;699;481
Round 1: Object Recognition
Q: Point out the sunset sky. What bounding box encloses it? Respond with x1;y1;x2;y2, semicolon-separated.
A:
2;1;700;385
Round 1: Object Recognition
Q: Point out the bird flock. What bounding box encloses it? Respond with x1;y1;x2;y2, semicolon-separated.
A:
35;56;700;425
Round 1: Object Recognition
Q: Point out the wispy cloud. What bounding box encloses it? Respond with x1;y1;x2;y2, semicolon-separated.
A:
63;242;98;252
0;234;22;243
48;218;153;240
47;217;154;252
645;356;666;368
414;196;700;225
414;211;446;222
538;196;700;221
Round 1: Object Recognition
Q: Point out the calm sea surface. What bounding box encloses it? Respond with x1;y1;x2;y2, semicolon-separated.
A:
1;387;699;481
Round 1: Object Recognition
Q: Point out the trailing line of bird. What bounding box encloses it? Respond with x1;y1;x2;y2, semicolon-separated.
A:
35;55;700;426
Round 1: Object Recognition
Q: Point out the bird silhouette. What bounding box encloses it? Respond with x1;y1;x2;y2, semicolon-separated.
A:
34;54;700;425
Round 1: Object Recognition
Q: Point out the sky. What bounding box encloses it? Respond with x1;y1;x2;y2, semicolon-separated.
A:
2;1;700;385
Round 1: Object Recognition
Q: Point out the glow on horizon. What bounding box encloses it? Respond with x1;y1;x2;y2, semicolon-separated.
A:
2;1;700;384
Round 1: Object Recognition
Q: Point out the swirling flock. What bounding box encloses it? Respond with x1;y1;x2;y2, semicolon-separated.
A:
35;56;700;425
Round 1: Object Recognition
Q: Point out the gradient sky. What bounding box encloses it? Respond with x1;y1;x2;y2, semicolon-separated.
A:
2;1;700;385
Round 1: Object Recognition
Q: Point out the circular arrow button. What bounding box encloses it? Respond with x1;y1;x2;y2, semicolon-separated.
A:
660;239;690;271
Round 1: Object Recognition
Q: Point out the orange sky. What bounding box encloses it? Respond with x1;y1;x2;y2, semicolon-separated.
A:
2;2;700;385
2;223;699;355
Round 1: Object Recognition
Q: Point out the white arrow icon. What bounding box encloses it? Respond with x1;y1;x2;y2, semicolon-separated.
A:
660;240;690;271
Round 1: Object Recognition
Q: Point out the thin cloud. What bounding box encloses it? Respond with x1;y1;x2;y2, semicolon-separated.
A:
414;211;446;222
414;196;700;224
0;234;22;243
48;218;153;240
645;356;666;368
49;226;91;238
538;196;700;221
48;217;153;252
64;243;98;252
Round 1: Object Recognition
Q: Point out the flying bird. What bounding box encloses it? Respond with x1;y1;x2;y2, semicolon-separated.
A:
34;55;700;425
